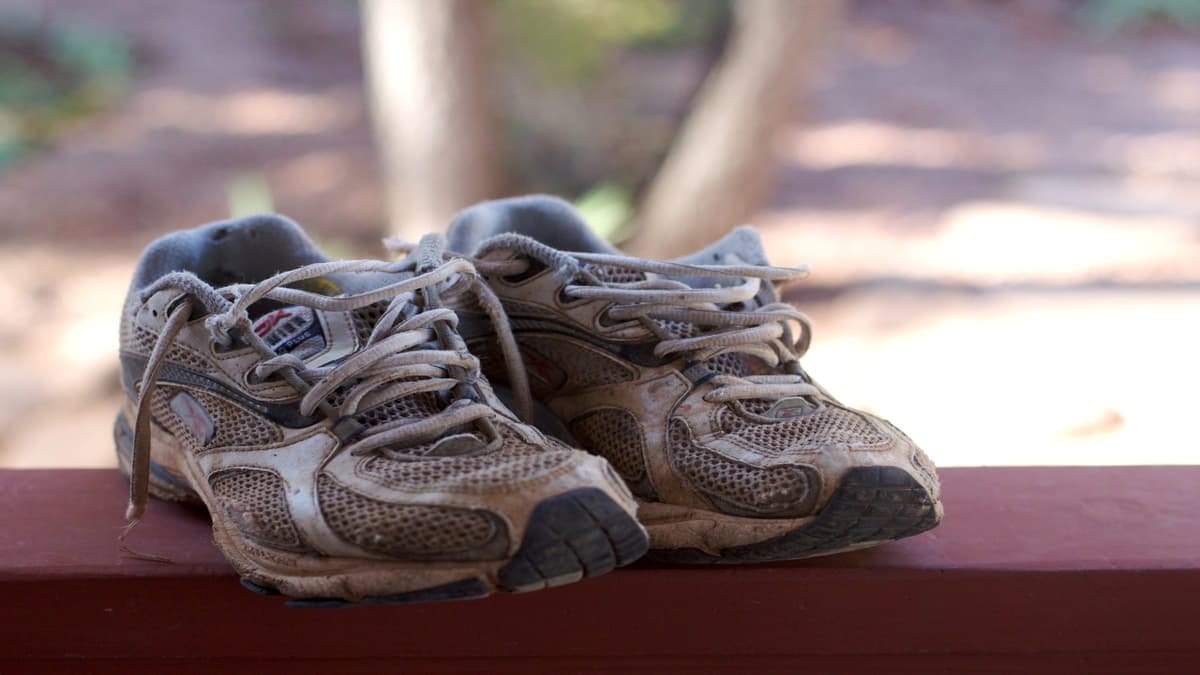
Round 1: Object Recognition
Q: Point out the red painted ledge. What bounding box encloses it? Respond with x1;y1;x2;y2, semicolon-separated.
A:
1;466;1198;673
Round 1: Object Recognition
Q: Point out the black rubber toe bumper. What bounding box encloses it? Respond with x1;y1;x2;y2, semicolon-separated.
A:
646;465;942;565
498;488;649;591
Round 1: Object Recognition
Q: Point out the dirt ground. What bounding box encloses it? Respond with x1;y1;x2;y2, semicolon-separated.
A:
0;0;1197;468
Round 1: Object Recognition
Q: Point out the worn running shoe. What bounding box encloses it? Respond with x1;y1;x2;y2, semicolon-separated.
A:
443;195;942;564
116;214;647;604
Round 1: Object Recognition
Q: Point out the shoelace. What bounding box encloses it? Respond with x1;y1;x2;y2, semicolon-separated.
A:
121;235;531;559
388;234;820;408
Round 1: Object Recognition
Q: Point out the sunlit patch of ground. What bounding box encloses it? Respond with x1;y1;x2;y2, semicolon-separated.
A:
758;199;1200;286
799;287;1200;467
753;1;1200;467
0;246;130;467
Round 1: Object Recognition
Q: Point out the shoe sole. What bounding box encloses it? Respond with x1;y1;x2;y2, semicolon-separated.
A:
114;413;649;606
640;465;942;564
277;488;649;608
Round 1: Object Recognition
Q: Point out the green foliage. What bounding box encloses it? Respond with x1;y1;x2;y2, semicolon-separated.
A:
0;15;132;170
495;0;681;83
574;181;635;243
1081;0;1200;31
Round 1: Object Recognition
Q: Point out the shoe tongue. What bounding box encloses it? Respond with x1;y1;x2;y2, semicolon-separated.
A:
679;226;771;268
252;305;359;367
586;228;769;289
668;227;776;302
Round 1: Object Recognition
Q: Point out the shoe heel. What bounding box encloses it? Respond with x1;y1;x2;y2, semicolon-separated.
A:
113;412;203;504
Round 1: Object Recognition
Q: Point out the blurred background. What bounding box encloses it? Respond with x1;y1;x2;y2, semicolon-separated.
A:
0;0;1196;468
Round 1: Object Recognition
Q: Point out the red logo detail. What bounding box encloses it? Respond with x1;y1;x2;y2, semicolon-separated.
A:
169;392;214;444
177;398;208;436
253;309;293;337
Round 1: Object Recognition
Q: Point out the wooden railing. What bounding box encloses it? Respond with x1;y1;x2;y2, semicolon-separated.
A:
2;466;1197;673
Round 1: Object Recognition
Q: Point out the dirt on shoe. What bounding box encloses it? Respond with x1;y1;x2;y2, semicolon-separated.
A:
116;214;646;604
445;195;942;563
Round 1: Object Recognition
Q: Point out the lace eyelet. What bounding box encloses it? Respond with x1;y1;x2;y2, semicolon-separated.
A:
243;368;283;386
500;256;545;283
597;304;622;328
556;284;581;306
209;335;241;355
166;295;198;318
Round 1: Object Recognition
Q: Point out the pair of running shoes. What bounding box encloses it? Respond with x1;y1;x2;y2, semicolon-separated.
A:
116;195;942;606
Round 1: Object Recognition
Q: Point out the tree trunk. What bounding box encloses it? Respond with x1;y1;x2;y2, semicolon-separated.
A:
362;0;499;241
625;0;843;259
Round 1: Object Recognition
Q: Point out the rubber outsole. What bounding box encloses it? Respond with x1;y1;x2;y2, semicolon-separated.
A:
274;578;491;608
267;488;648;608
643;466;941;564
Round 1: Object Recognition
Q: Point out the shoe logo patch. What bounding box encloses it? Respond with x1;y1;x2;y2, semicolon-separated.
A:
253;306;327;360
253;308;295;337
170;391;215;445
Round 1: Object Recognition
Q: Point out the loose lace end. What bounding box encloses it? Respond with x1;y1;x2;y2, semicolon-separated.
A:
119;517;174;564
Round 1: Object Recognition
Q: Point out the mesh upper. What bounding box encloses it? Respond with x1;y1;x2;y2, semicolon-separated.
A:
520;335;635;389
353;390;443;428
196;389;281;448
585;263;645;285
668;419;816;515
317;474;502;559
349;301;388;344
131;326;214;373
150;386;281;450
569;408;646;481
739;399;774;415
718;404;892;454
148;387;196;448
210;468;306;550
360;423;574;494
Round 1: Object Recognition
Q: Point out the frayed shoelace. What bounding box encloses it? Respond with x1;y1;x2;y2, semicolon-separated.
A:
387;234;821;408
121;235;531;560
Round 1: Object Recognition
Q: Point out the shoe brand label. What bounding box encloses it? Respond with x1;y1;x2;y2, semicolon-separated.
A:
254;307;324;355
252;305;359;368
169;391;215;445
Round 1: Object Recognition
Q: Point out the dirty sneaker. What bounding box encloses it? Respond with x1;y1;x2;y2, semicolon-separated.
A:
442;195;942;564
115;214;647;604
